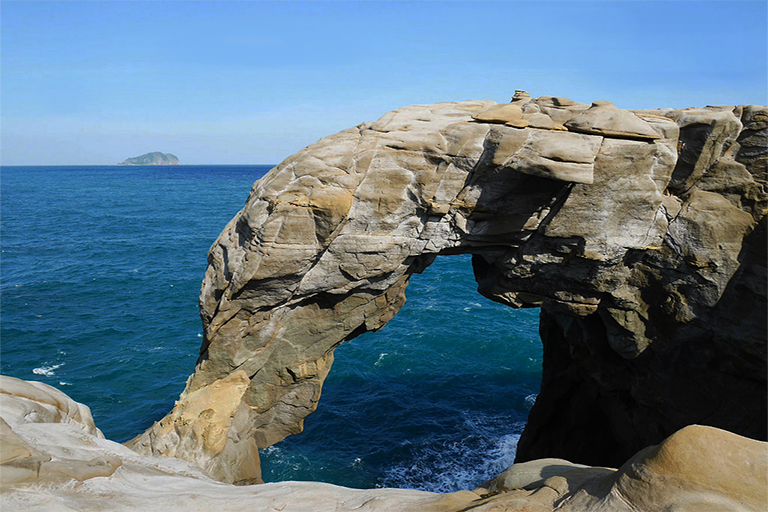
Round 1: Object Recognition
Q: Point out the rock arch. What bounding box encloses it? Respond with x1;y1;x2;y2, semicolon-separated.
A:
127;95;767;485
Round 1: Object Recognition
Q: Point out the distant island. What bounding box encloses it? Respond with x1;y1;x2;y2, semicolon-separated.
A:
119;152;180;165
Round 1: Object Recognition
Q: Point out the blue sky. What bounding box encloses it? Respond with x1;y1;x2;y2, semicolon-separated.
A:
2;1;766;165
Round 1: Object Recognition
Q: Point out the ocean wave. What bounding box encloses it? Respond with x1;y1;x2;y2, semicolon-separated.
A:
32;363;62;377
378;431;521;493
373;353;389;367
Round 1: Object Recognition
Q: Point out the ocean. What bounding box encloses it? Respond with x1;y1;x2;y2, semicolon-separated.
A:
0;165;542;492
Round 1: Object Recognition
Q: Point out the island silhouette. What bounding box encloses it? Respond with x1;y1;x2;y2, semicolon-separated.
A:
119;152;180;165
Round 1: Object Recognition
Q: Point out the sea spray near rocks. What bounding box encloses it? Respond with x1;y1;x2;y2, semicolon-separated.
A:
32;364;63;377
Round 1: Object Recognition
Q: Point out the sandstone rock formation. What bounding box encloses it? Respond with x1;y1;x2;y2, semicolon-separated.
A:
126;93;767;486
0;376;112;485
470;424;768;512
3;377;766;511
0;376;444;511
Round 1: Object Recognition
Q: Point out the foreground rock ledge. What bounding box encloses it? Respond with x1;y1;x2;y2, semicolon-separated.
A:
2;377;766;511
127;94;766;485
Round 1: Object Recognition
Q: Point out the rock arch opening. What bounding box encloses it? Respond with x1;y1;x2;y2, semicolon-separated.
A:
259;254;542;491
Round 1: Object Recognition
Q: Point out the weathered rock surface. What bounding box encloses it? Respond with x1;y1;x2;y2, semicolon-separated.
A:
0;376;449;511
0;376;111;485
127;94;766;486
471;424;768;512
2;377;766;511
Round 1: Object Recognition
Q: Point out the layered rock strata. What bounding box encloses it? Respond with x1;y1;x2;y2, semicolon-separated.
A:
2;377;766;511
127;93;767;485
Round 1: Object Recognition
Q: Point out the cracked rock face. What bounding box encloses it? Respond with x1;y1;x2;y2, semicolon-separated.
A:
127;95;767;484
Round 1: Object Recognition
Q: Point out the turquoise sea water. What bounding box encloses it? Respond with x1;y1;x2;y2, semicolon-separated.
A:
0;165;542;492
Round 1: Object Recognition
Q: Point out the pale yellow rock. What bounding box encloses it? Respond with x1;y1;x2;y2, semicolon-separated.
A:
561;425;768;512
0;376;102;437
474;458;601;494
126;370;255;483
511;89;531;103
565;100;662;140
473;103;528;126
524;112;557;130
0;418;48;485
533;96;578;108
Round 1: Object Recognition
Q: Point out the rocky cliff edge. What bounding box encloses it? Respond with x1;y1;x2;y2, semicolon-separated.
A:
2;376;766;511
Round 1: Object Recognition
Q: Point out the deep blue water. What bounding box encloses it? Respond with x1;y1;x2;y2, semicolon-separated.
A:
0;165;542;492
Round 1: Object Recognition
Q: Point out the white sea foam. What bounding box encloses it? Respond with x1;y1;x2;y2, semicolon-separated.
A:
524;393;538;410
380;432;522;493
263;445;281;456
32;363;62;377
378;410;526;493
487;433;520;471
